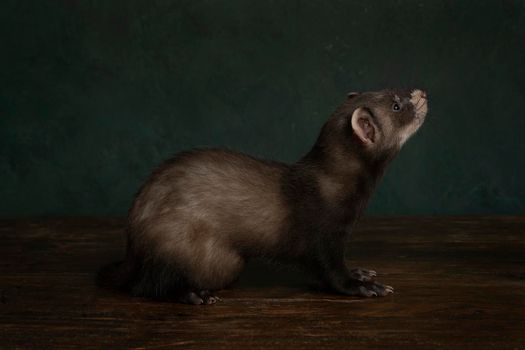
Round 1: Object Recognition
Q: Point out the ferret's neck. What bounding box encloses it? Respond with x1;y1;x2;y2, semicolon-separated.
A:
289;137;397;222
303;134;395;177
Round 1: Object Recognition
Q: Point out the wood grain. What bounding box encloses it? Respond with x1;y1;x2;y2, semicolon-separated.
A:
1;216;524;349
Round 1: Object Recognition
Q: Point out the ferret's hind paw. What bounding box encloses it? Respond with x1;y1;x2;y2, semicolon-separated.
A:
198;290;221;305
178;291;204;305
178;290;221;305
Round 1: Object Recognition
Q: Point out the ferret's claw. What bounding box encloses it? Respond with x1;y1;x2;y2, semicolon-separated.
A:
198;290;221;305
358;286;377;297
350;268;377;282
361;269;377;277
368;281;395;297
178;290;221;305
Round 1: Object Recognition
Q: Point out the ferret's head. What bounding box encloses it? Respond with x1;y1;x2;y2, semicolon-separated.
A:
336;89;428;155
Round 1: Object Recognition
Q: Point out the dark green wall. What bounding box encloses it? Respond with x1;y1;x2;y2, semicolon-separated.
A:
1;1;524;217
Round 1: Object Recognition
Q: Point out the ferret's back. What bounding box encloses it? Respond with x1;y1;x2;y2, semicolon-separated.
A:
128;149;291;253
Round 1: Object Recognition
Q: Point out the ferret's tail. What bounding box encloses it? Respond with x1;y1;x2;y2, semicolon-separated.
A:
96;257;137;291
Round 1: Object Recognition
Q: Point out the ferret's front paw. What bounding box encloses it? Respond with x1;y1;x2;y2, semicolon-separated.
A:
350;268;377;282
357;281;394;297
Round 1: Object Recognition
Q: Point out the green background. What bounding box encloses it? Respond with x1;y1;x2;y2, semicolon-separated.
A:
1;1;524;218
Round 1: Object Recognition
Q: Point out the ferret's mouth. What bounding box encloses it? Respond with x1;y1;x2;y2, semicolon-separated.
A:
410;89;428;120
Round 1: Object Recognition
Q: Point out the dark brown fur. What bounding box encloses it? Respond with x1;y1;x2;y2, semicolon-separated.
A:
97;88;428;304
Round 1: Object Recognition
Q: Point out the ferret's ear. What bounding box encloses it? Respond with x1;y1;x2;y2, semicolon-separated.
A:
347;92;360;99
351;107;379;145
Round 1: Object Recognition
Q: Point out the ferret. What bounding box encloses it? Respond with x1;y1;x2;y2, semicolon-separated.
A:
98;88;428;305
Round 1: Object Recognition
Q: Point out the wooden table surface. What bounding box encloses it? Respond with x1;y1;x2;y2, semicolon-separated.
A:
1;216;524;349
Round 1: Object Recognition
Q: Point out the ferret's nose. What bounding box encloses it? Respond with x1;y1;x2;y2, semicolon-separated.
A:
411;89;427;99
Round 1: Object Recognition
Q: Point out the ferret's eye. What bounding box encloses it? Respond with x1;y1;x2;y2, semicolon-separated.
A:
392;103;401;112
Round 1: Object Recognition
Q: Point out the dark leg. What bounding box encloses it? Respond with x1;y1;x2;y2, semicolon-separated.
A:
316;234;394;297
